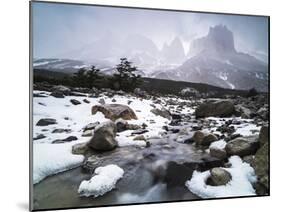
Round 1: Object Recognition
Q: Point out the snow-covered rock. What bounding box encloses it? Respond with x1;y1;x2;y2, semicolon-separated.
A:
78;164;124;197
186;156;257;198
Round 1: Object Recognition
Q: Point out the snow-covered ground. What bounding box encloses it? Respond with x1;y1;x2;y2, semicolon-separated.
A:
33;90;261;199
206;116;261;137
33;91;170;184
33;143;84;184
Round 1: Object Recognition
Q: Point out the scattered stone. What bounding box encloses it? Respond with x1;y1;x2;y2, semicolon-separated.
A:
164;157;224;187
72;142;90;155
210;147;227;160
192;125;203;131
217;125;235;135
151;108;171;120
88;121;117;151
145;141;151;148
70;99;81;105
36;118;57;126
115;120;141;132
192;131;205;145
201;133;218;146
131;129;149;135
50;91;64;98
82;129;93;137
92;104;138;121
52;136;78;144
52;128;71;133
83;122;100;131
133;135;146;141
115;120;127;132
243;155;255;166
225;136;259;157
98;98;106;105
52;85;71;95
236;105;252;119
195;100;235;118
209;168;232;186
142;123;148;129
83;99;90;104
224;133;241;142
33;134;46;140
171;113;181;120
192;131;217;146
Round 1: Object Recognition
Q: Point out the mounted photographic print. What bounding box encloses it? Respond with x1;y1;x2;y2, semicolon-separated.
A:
30;1;269;211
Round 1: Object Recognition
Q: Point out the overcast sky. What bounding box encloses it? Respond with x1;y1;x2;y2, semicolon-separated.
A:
32;2;268;59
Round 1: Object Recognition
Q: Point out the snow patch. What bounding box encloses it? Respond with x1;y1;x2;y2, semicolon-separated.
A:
233;124;261;136
116;134;146;147
33;143;84;184
78;164;124;197
209;139;227;150
186;156;257;198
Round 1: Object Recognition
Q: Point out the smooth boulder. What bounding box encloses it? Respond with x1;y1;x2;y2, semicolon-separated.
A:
50;91;64;98
195;100;235;118
192;131;205;144
88;121;117;151
36;118;57;126
209;168;232;186
52;85;71;95
72;142;90;155
210;147;227;160
92;104;138;121
225;136;259;157
52;136;78;144
151;108;171;120
192;131;218;146
201;133;218;146
70;99;81;105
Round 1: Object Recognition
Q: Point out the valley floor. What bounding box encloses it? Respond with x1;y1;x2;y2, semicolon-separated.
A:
32;86;268;210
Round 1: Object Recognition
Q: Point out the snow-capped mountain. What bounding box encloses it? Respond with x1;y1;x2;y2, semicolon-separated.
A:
153;25;268;91
161;37;186;64
34;26;268;91
34;34;187;75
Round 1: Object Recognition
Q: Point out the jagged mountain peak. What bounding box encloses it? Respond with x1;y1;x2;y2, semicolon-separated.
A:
189;24;236;57
207;24;236;53
161;36;185;64
154;25;268;91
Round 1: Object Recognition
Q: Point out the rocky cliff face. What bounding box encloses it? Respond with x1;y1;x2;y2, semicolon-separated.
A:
189;25;236;57
161;37;186;64
154;25;268;91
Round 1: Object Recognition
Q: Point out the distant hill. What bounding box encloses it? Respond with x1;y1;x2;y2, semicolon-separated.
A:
33;69;253;97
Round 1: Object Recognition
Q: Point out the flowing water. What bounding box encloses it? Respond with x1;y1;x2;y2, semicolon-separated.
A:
33;140;223;210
